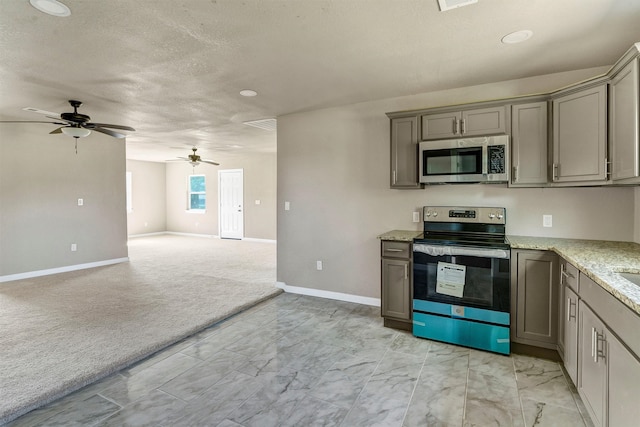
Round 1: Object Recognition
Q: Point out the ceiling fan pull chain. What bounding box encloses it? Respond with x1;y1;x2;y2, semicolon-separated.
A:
75;137;78;154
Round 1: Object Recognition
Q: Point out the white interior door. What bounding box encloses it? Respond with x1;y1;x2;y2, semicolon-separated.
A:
219;169;244;239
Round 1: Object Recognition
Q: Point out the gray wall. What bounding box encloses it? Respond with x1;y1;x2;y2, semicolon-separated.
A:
0;124;128;276
277;66;637;300
166;152;276;240
126;160;167;235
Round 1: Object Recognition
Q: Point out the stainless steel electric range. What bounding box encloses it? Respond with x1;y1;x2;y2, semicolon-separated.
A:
412;206;511;354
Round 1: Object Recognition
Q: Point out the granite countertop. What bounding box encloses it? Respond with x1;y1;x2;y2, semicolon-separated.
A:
508;235;640;316
377;230;422;242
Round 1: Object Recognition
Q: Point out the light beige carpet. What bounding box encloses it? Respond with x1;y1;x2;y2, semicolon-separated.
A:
0;234;280;425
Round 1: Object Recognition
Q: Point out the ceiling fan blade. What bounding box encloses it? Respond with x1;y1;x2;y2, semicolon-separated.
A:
49;127;64;134
86;123;135;131
176;156;190;160
201;160;220;166
0;120;64;124
92;127;126;138
23;107;62;117
46;115;75;124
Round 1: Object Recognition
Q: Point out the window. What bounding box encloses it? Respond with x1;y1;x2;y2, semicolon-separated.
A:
188;174;206;211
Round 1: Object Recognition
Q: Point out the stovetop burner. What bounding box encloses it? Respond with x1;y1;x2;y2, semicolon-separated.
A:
414;206;509;249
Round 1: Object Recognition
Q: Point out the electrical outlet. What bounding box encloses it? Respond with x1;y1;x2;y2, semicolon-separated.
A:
255;200;261;205
284;201;290;211
413;211;420;223
543;215;553;228
71;243;77;252
316;260;323;271
77;198;83;206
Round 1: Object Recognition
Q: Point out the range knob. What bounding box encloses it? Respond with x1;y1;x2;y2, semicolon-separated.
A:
497;213;504;219
432;211;438;217
489;213;496;219
425;211;431;217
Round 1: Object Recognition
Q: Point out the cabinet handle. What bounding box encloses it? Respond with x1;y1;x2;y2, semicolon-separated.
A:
604;157;610;179
385;248;403;252
452;118;458;134
404;264;408;279
460;118;466;134
552;163;559;181
512;166;519;183
567;298;576;322
591;327;596;361
595;330;606;363
392;170;397;184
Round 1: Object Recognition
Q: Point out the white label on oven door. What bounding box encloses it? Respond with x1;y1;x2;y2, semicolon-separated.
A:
436;262;466;298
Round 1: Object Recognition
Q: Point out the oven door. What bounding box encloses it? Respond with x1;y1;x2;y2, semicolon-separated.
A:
412;243;510;312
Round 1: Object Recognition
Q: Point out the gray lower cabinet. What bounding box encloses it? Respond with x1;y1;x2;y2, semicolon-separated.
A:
381;241;412;330
552;84;608;183
565;270;640;427
578;301;607;427
420;105;507;140
510;101;548;186
390;116;420;188
610;57;640;182
608;332;640;426
511;250;559;349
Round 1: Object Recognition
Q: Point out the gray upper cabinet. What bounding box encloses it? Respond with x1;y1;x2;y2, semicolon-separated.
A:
421;105;507;140
552;84;608;183
511;102;548;186
610;57;640;182
390;116;421;188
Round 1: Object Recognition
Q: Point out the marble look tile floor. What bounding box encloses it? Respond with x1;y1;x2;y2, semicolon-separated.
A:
7;293;593;427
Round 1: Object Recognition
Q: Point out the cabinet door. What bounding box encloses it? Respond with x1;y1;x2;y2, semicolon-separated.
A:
421;111;461;140
514;250;559;347
608;332;640;427
390;116;420;188
461;106;507;137
552;84;607;183
564;286;579;385
511;102;548;185
610;58;639;181
578;302;607;427
381;258;411;320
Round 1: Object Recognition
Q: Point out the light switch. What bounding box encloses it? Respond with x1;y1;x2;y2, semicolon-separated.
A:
284;201;290;211
543;215;553;227
77;198;84;206
255;200;261;205
413;211;420;223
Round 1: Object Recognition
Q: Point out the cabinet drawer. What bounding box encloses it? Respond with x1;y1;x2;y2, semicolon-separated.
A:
381;241;411;259
561;261;579;293
579;273;640;358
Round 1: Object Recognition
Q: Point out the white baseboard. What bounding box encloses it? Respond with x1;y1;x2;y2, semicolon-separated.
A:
165;232;219;238
128;232;167;238
0;257;130;283
276;281;381;307
242;237;277;244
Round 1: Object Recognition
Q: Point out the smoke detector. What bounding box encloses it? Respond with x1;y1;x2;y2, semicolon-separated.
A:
437;0;478;11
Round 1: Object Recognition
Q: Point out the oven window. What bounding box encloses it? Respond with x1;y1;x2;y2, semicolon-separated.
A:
423;147;482;176
413;251;510;312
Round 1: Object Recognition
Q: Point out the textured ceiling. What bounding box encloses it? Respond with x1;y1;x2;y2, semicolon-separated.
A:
1;0;640;162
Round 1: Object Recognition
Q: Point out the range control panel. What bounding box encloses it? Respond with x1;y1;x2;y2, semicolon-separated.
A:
423;206;506;224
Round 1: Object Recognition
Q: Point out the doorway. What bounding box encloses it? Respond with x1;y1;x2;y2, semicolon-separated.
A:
218;169;244;239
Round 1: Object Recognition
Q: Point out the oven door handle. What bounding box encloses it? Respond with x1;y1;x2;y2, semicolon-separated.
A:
413;244;510;259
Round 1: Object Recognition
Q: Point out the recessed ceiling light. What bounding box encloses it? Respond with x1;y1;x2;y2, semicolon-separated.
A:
239;89;258;97
29;0;71;17
501;30;533;44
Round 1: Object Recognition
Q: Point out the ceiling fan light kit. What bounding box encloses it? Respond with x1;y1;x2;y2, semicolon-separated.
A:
61;127;91;138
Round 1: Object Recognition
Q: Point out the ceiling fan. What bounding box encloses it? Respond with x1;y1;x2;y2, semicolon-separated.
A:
2;99;135;139
177;148;220;166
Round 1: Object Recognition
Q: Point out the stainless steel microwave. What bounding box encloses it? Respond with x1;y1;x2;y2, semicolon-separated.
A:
418;135;509;184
